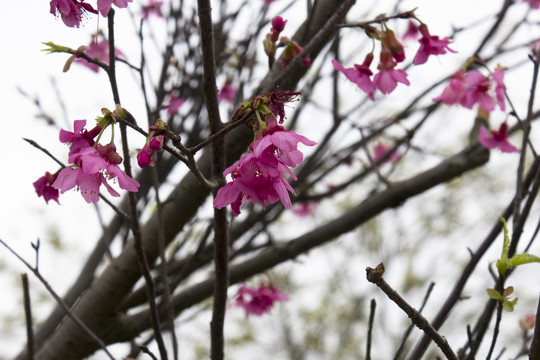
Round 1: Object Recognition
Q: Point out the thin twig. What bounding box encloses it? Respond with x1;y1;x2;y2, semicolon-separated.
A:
366;263;458;360
528;294;540;359
0;239;115;360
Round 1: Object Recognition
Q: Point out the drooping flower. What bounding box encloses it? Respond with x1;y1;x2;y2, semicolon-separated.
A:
382;28;406;63
332;54;375;99
478;123;520;153
413;24;456;65
137;120;166;168
142;0;164;19
97;0;132;17
373;51;410;94
523;0;540;9
34;171;60;204
49;0;97;27
232;283;289;317
74;39;124;72
52;120;140;203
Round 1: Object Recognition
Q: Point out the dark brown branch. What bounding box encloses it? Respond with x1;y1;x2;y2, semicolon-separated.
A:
21;274;34;360
366;264;458;360
366;299;376;360
528;294;540;359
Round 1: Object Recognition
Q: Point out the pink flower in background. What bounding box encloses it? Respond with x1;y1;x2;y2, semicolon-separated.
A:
413;24;456;65
372;143;400;165
432;69;467;105
232;283;289;317
492;68;507;111
478;123;520;153
332;55;375;98
519;314;536;331
74;40;124;72
49;0;97;27
402;20;420;41
523;0;540;9
166;95;186;116
292;201;318;217
142;0;164;19
263;0;279;6
373;51;410;94
218;82;237;104
97;0;132;17
34;172;60;204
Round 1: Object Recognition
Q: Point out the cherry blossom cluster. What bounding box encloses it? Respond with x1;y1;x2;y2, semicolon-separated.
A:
264;17;310;69
137;120;166;168
332;18;455;99
34;108;140;204
49;0;132;27
231;282;289;317
213;91;316;216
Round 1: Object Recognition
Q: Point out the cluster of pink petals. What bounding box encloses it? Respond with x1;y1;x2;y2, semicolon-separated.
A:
49;0;131;27
214;117;316;216
523;0;540;9
333;51;410;100
232;282;289;317
138;135;164;168
478;123;520;153
50;120;140;203
74;39;124;72
34;171;60;204
142;0;164;19
49;0;97;28
413;24;456;65
433;69;507;112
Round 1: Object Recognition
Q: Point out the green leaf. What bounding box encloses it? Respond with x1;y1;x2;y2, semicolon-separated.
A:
503;297;518;312
487;288;504;301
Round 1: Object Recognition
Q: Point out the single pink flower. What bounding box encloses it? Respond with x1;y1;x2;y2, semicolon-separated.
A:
137;135;164;168
53;167;120;203
413;24;456;65
270;16;287;42
34;171;60;204
97;0;132;17
478;123;520;153
218;82;237;104
74;40;124;72
432;69;467;105
373;51;410;94
523;0;540;9
166;95;186;116
49;0;96;28
142;0;164;19
461;71;496;111
59;119;102;163
332;55;375;98
232;283;289;317
372;143;400;165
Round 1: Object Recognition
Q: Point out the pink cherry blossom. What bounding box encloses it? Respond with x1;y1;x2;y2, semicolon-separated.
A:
218;82;237;104
413;24;456;65
232;283;289;317
519;314;536;331
291;201;317;217
59;119;102;163
49;0;97;28
492;68;507;111
373;51;410;94
432;69;467;105
53;166;121;203
137;135;164;168
74;40;124;72
402;20;420;41
382;28;406;63
332;55;375;98
478;123;520;153
523;0;540;9
142;0;164;19
461;71;496;111
263;0;279;6
166;95;186;116
97;0;132;17
372;143;400;165
34;172;60;204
